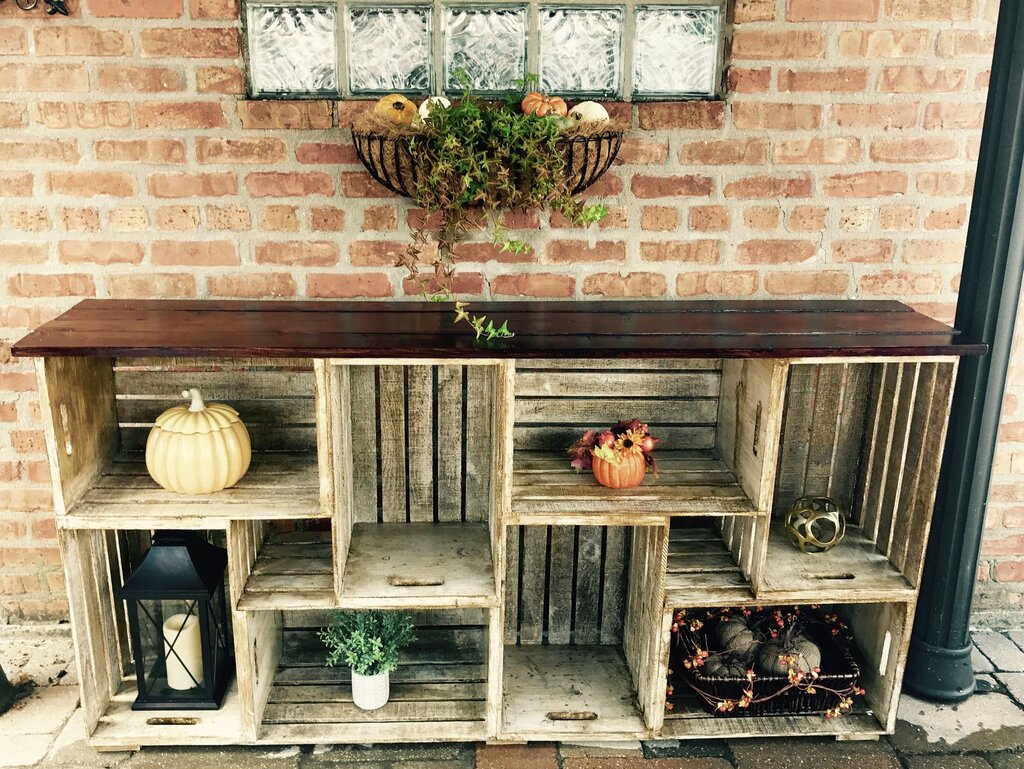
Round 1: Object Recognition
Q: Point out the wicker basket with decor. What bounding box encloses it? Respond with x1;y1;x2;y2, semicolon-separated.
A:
668;606;864;718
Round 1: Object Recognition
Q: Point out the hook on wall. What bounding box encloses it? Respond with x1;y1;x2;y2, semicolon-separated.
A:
0;0;69;13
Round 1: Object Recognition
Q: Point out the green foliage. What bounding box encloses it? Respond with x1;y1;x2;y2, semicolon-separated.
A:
318;610;416;676
400;78;609;334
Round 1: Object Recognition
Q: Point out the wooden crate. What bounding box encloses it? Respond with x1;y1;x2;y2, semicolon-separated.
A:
322;360;514;611
766;360;958;601
231;520;337;611
500;523;667;740
59;527;252;749
660;599;912;740
510;359;787;525
253;608;498;743
664;519;768;608
38;357;325;530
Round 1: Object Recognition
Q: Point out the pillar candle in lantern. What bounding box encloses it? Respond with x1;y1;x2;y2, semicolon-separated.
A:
163;614;204;690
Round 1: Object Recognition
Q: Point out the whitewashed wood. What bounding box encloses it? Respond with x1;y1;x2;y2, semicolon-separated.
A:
347;365;379;524
859;363;900;537
573;526;602;645
262;622;487;742
517;525;545;645
465;365;494;523
437;365;464;522
624;525;669;731
378;365;408;523
89;680;247;749
512;450;755;523
514;370;721;398
504;526;520;645
516;398;719;425
875;364;920;556
516;425;717;453
239;529;336;610
547;526;574;644
407;366;435;522
61;529;113;735
38;357;119;517
758;526;916;602
716;359;786;512
898;361;957;585
62;453;322;529
842;601;912;733
661;709;884;739
328;357;503;366
500;645;645;740
340;522;496;608
114;359;316;453
601;527;628;645
325;364;352;600
665;527;756;606
520;359;722;371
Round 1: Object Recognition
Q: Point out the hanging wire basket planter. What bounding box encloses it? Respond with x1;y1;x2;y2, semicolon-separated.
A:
352;129;624;199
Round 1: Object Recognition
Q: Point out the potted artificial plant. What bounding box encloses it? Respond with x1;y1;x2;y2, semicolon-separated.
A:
319;610;415;710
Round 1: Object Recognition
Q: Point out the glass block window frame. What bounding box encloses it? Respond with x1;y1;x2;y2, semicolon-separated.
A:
242;0;727;101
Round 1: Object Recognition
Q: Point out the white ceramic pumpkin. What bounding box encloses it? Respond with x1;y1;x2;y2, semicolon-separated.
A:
146;387;251;495
568;101;610;125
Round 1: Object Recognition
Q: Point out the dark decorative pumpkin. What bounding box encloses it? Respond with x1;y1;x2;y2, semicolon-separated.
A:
521;91;568;118
592;452;645;489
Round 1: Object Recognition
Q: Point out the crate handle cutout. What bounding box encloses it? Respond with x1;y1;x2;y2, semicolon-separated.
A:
810;573;856;580
387;575;445;587
880;631;892;675
752;401;762;456
546;711;598;721
145;717;199;726
548;708;598;720
59;403;72;455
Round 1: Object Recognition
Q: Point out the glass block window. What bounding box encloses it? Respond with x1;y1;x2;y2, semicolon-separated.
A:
247;4;339;96
243;1;725;100
346;5;432;94
539;7;623;98
443;6;528;95
633;5;720;97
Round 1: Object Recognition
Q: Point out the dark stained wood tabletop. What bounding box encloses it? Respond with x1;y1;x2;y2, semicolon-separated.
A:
11;299;986;359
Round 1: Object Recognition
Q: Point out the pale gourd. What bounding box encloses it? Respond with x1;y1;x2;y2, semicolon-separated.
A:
146;388;251;495
715;616;759;659
568;101;610;125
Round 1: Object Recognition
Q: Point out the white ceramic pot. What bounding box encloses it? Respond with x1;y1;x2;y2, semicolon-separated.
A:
351;669;389;710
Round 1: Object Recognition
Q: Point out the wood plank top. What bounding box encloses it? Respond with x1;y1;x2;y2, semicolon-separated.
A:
12;299;985;359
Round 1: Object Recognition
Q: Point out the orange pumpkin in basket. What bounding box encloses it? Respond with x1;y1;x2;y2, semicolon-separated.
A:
592;452;646;489
521;91;569;118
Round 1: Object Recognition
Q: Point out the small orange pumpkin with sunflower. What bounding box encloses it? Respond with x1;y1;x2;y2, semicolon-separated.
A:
569;419;658;490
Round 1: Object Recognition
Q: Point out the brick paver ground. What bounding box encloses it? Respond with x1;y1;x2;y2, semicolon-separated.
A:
2;627;1023;768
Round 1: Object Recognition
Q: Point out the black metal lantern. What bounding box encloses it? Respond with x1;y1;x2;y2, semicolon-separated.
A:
119;531;233;710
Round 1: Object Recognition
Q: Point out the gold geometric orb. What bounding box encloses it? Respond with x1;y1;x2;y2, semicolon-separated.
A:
784;495;846;553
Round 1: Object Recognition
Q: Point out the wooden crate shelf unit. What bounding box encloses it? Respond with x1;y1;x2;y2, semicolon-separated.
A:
14;299;980;747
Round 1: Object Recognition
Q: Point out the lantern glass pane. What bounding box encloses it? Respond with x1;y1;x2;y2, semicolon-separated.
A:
632;5;720;97
538;7;623;98
347;5;432;95
247;4;340;96
137;599;207;701
443;6;527;94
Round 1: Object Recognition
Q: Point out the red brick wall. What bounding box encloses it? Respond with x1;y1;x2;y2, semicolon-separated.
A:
0;0;1014;624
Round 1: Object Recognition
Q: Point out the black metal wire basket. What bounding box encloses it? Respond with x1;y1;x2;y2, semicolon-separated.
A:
352;129;624;198
671;614;862;717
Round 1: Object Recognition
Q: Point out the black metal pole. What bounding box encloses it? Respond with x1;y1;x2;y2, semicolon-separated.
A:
904;0;1024;701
